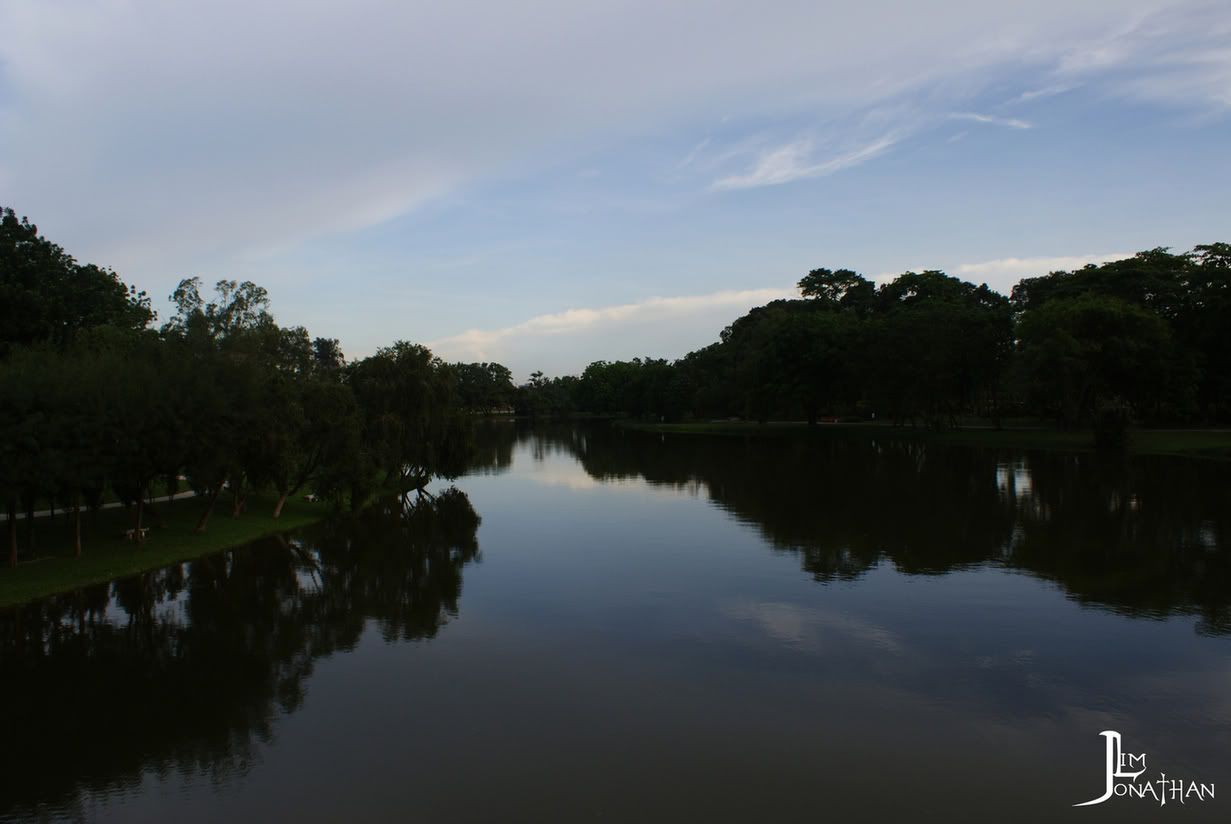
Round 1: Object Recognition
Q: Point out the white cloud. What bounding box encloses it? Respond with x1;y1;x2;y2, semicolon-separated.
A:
1126;46;1231;110
1051;3;1231;110
428;286;792;373
949;112;1034;129
956;252;1134;292
675;137;712;170
1007;84;1080;104
712;134;899;190
0;0;1219;294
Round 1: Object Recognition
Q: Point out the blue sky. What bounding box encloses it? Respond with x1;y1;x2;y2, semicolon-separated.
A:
1;0;1228;376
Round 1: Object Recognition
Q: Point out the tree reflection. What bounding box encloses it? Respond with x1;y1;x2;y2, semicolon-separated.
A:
467;419;517;476
0;488;481;820
505;424;1231;634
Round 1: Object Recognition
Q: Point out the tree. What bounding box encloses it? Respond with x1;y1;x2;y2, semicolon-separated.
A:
250;378;360;518
514;371;578;419
347;343;474;506
797;267;874;312
453;362;515;413
865;271;1013;427
312;337;346;373
720;304;857;424
1016;294;1183;426
164;277;273;342
0;207;153;356
1179;244;1231;420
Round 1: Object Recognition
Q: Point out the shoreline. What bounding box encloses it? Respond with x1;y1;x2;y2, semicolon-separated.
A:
0;493;330;609
614;420;1231;459
6;422;1229;609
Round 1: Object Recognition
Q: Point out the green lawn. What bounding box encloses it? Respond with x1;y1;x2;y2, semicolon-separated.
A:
0;493;329;608
616;420;1231;458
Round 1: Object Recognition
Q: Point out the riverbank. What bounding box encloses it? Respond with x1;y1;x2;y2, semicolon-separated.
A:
0;493;329;608
616;420;1231;459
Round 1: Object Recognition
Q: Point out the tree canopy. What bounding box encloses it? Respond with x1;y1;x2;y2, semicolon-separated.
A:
0;208;500;566
517;244;1226;430
3;202;1228;570
0;208;152;355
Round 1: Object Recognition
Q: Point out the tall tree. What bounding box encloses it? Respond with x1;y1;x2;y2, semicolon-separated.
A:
1016;294;1183;426
0;207;152;356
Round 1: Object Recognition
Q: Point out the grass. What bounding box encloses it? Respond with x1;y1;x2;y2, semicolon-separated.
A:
616;420;1231;459
0;492;330;608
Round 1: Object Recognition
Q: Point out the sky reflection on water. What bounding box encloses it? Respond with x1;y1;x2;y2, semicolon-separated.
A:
2;424;1228;822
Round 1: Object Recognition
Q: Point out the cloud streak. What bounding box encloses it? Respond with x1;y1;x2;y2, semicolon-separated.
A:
428;287;792;368
711;134;899;190
1007;84;1079;104
0;0;1225;370
956;252;1134;293
2;0;1218;287
1051;3;1231;110
949;112;1034;129
957;252;1133;279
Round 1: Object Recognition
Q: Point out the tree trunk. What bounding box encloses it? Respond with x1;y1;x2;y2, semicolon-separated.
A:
134;496;145;543
231;487;246;518
145;490;165;529
25;498;34;554
195;483;223;533
73;496;82;558
7;501;16;568
273;492;288;519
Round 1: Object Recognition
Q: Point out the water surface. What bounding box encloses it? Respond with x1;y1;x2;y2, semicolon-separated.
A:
2;424;1228;821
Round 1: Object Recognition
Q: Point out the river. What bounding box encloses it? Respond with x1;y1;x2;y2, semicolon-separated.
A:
2;423;1227;821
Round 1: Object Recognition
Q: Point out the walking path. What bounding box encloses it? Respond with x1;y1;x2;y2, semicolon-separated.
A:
0;490;198;521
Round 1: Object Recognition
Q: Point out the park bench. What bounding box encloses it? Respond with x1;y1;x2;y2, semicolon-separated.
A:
124;527;150;541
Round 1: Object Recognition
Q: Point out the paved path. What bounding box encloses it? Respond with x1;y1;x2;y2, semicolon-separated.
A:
0;489;198;521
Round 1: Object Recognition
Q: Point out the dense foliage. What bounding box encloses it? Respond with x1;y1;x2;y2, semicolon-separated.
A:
0;208;153;356
1;210;481;566
515;249;1230;430
3;204;1227;566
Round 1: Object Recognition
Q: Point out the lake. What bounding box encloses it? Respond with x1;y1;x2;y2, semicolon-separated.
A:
2;423;1228;822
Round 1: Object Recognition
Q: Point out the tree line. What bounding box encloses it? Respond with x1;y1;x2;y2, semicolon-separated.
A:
4;203;1227;562
514;245;1231;432
1;207;488;565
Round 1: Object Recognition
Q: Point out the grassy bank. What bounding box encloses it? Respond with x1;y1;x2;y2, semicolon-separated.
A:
616;420;1231;459
0;493;329;608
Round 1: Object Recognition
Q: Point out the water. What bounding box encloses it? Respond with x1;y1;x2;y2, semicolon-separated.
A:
2;423;1228;822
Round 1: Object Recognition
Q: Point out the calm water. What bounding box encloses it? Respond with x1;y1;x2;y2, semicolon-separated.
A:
2;424;1229;822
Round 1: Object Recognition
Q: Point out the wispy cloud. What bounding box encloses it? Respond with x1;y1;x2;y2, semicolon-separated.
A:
428;286;793;366
1052;5;1231;112
1125;46;1231;111
1007;84;1079;104
956;252;1133;288
675;136;712;170
0;0;1225;369
949;112;1034;129
711;134;899;190
1;0;1222;288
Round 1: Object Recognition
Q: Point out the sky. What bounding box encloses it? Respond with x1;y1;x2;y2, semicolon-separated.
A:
1;1;1229;377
